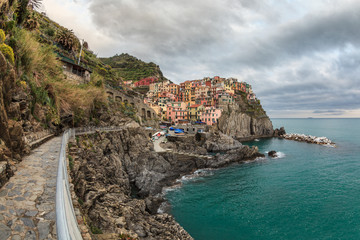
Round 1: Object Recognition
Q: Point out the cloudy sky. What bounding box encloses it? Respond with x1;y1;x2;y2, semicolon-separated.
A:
43;0;360;118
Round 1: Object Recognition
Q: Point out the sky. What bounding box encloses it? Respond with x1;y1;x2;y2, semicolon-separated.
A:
42;0;360;118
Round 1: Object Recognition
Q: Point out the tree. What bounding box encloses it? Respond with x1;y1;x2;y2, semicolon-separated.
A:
55;28;80;52
16;0;42;25
24;13;39;30
16;0;29;25
28;0;42;10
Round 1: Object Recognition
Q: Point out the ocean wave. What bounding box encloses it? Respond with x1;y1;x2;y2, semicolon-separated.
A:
176;168;215;183
265;151;286;159
274;151;286;159
157;201;171;214
162;183;182;193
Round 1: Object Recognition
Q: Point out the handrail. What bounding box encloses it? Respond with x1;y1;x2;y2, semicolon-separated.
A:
55;126;125;240
56;129;83;240
55;126;127;239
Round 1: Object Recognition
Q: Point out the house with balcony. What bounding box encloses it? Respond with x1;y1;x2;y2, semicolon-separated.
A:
201;107;222;125
188;104;205;122
166;102;188;124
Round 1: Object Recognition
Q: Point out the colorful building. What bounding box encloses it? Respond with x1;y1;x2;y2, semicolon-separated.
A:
188;104;205;122
201;107;222;125
135;77;158;87
169;83;180;95
166;102;188;124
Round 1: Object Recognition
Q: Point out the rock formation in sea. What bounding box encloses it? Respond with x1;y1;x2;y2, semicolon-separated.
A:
70;126;264;239
217;103;274;140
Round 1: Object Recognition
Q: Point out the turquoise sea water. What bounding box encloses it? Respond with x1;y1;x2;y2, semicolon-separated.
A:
166;119;360;240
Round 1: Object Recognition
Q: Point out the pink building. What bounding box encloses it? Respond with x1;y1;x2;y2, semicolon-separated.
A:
166;102;188;124
201;107;222;125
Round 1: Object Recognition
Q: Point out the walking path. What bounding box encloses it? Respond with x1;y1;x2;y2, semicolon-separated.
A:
0;136;61;240
153;136;167;153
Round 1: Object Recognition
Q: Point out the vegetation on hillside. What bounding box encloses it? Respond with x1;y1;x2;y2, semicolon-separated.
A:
235;91;267;118
0;0;106;126
0;0;168;128
100;53;167;82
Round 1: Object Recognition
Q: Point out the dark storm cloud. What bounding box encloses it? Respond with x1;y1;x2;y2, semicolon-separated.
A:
228;2;360;68
84;0;360;117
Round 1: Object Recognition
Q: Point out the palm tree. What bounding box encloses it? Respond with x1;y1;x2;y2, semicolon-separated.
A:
55;28;79;52
16;0;42;25
24;13;39;30
28;0;42;10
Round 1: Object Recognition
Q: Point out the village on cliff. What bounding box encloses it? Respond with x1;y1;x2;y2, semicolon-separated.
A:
122;76;258;126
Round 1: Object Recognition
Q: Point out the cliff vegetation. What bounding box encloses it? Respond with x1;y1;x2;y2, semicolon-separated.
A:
100;53;167;82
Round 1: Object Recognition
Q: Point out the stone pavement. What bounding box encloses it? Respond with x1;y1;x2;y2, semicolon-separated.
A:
0;136;62;240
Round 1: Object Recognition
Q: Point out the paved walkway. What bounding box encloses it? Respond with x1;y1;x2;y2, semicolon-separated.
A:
153;136;167;153
0;136;62;240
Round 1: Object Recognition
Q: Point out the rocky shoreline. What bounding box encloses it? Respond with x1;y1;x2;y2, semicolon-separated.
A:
281;133;336;147
69;127;264;239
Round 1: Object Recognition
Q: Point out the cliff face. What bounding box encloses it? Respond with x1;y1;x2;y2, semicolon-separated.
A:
218;102;274;140
71;127;263;239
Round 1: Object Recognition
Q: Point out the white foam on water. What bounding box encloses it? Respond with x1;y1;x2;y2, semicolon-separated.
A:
157;201;171;214
274;151;286;159
176;168;215;183
162;184;182;193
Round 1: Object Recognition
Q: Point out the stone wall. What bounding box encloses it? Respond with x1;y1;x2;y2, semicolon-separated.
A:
106;89;158;122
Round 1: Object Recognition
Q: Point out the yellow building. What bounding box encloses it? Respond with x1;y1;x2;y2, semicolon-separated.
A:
188;104;205;122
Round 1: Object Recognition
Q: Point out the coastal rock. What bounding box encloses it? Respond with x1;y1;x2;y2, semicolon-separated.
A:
274;127;286;137
203;132;243;152
217;104;274;140
282;133;335;146
71;127;264;239
268;151;277;158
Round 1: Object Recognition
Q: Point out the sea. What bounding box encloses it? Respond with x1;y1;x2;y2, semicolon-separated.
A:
165;118;360;240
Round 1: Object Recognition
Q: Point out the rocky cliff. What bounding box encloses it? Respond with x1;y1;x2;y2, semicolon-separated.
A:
218;99;274;140
70;127;263;239
0;52;26;186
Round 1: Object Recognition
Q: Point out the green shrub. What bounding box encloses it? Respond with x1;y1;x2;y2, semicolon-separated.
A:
0;29;4;43
0;43;15;64
45;27;55;37
5;20;15;33
68;155;74;171
98;67;107;75
78;198;84;206
90;225;103;234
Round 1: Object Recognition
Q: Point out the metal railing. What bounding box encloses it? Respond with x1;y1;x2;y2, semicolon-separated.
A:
56;129;83;240
55;126;126;239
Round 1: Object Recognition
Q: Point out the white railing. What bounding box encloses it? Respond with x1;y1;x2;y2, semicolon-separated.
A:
55;126;126;239
56;129;83;240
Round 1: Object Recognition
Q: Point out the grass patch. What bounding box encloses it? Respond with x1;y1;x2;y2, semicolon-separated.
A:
90;225;103;234
68;155;74;171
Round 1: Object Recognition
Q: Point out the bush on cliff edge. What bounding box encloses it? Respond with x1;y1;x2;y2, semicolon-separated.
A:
0;29;15;64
